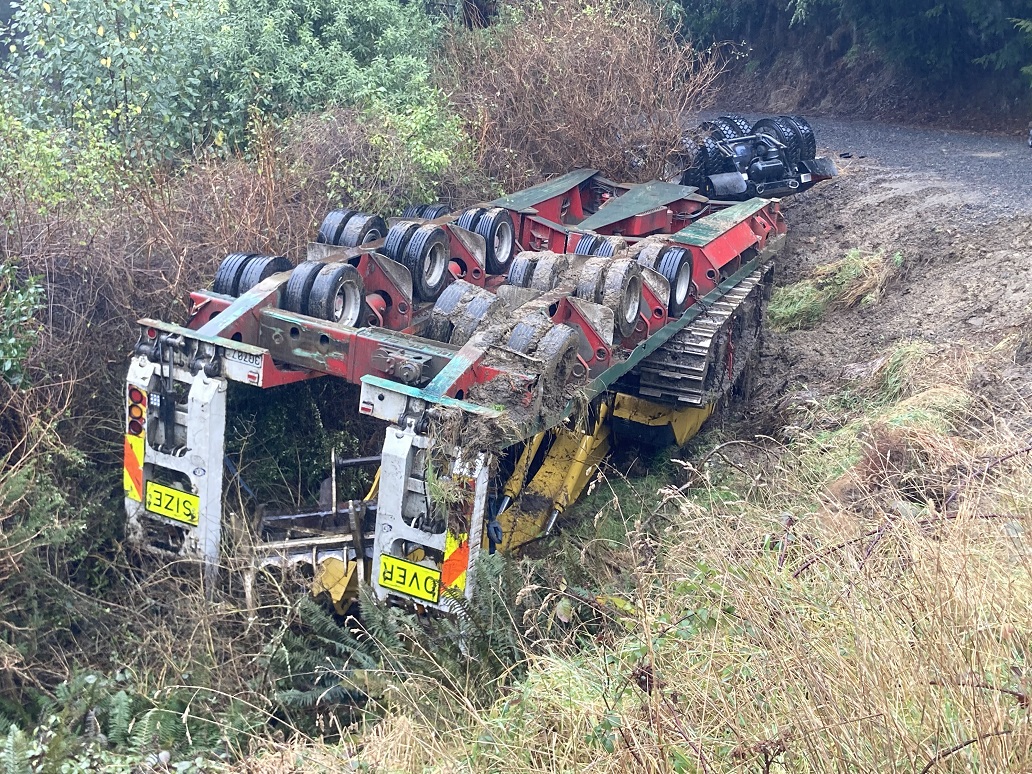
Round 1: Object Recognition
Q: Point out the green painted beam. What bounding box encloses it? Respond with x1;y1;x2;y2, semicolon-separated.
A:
670;198;770;247
492;169;597;212
578;180;700;232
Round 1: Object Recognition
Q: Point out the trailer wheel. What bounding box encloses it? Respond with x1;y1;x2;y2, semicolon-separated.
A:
283;261;325;314
574;257;610;303
590;236;628;258
573;233;600;255
307;262;365;326
238;255;293;294
601;259;643;339
530;253;570;291
656;246;693;317
425;279;470;341
383;220;421;262
317;210;357;244
506;314;550;354
507;253;536;287
455;207;486;232
339;213;388;247
720;114;753;137
536;324;581;390
700;134;733;177
677;144;707;190
784;115;817;161
450;292;500;345
213;252;258;296
634;242;664;270
401;204;426;218
421;203;452;220
475;207;516;274
403;224;451;301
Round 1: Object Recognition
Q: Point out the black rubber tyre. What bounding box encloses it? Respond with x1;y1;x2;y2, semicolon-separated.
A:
507;254;536;287
784;115;817;161
421;203;451;220
307;263;365;326
634;242;665;270
698;120;726;141
529;253;569;291
213;253;257;296
656;246;694;317
338;213;388;247
401;204;426;218
600;259;643;339
699;134;733;177
753;118;801;168
712;118;743;142
456;207;486;232
506;315;550;354
573;234;600;255
592;236;627;258
450;292;499;345
574;257;609;303
474;207;516;274
238;255;293;294
677;143;707;190
283;261;324;314
317;210;357;245
720;114;753;137
403;225;451;301
383;221;421;262
536;323;581;391
425;279;470;341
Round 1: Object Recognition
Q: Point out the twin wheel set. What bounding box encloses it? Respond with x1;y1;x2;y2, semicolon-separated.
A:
207;201;693;384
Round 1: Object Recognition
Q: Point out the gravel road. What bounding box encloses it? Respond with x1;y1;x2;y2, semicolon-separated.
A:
705;112;1032;219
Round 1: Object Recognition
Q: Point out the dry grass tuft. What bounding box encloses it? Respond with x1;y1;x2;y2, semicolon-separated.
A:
436;0;721;188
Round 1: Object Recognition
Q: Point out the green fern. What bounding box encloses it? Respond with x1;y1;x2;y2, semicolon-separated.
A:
1;726;33;774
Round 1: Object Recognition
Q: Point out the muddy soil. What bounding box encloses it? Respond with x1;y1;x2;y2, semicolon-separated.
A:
749;116;1032;409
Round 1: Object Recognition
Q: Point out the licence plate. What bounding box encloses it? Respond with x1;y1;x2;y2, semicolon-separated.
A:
145;481;200;526
378;555;441;604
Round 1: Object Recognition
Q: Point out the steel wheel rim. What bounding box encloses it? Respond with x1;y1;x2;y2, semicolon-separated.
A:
333;281;362;326
424;242;447;288
623;275;642;324
673;262;691;305
493;220;513;263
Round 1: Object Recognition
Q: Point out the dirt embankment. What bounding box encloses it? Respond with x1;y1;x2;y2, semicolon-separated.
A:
751;115;1032;420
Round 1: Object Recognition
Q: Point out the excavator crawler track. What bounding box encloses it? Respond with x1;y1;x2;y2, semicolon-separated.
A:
633;262;774;406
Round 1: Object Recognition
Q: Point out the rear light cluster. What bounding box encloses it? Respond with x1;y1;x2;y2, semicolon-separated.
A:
127;386;147;436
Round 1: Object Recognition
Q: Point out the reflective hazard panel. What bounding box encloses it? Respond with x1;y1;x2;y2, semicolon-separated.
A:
145;481;200;526
123;434;145;502
378;555;441;604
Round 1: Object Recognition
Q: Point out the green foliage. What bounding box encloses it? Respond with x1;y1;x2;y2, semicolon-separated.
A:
2;0;446;151
3;0;213;154
0;105;125;217
0;263;43;386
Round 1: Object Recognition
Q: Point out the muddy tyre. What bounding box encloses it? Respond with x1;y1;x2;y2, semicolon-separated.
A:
530;253;570;291
574;257;610;303
601;259;643;339
238;255;292;294
213;253;257;296
307;263;365;326
507;254;536;288
283;261;324;314
403;225;451;301
536;324;581;391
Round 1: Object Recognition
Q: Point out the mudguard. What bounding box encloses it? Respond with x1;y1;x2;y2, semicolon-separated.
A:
707;172;749;197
